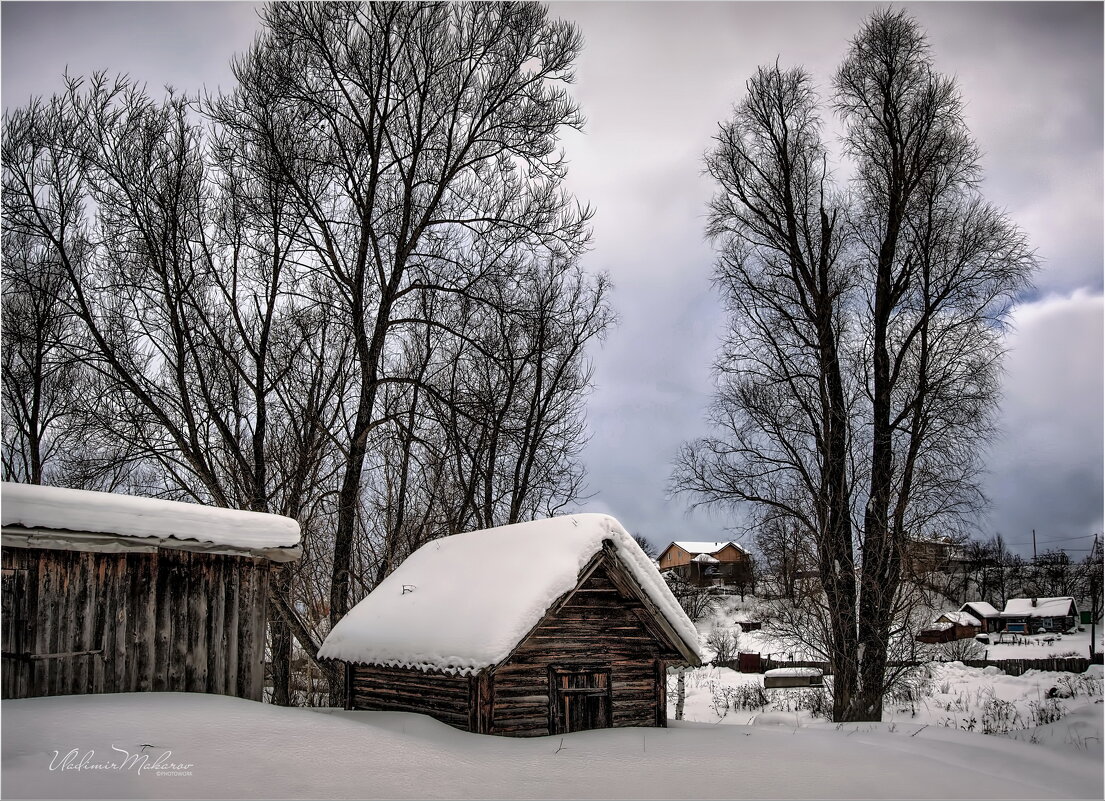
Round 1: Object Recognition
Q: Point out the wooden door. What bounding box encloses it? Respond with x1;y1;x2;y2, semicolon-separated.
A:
550;667;612;734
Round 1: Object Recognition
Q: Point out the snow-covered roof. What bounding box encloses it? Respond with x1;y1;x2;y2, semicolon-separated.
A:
935;611;981;627
672;540;747;555
319;513;702;674
960;601;1000;618
1;482;301;561
1000;597;1077;618
765;667;822;677
691;552;720;563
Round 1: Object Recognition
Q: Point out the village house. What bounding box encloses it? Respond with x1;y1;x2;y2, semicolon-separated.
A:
657;540;753;588
319;514;701;736
903;536;966;575
999;596;1080;635
959;601;1002;633
1;482;301;701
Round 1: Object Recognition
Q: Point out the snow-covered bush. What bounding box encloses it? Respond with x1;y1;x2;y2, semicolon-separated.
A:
937;637;985;661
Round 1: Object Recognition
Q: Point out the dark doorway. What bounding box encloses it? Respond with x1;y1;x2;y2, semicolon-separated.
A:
550;667;612;733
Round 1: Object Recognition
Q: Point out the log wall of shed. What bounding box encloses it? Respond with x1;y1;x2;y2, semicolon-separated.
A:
348;663;475;731
489;566;677;737
1;547;269;700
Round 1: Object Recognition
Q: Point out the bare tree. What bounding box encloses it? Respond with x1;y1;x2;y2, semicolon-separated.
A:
1;229;85;485
632;534;659;560
211;4;592;668
675;10;1034;721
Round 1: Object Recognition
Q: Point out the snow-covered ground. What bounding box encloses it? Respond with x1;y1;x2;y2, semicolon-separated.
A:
672;662;1103;749
3;691;1101;800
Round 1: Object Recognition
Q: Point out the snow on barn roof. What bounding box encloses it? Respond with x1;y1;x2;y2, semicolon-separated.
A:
960;601;1000;618
319;513;702;675
673;540;747;555
1000;597;1077;618
1;482;301;560
935;611;981;627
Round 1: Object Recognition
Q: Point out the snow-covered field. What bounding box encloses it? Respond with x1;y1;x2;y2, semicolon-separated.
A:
3;690;1102;800
673;662;1104;751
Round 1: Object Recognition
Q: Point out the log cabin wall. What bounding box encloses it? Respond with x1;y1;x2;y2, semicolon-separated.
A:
488;565;677;737
1;546;270;701
347;663;475;732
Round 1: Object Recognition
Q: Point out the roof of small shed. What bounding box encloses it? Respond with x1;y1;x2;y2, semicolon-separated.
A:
1;482;301;560
319;513;702;675
936;611;981;627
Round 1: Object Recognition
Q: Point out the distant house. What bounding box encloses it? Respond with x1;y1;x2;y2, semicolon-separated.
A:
904;536;965;575
319;514;701;737
1;482;301;701
959;601;1002;633
657;541;753;587
999;597;1079;634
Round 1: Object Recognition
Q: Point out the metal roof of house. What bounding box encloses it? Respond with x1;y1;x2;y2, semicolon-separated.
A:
671;540;748;554
999;597;1077;618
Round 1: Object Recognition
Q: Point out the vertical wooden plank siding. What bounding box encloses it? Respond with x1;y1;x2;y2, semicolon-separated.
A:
208;556;226;696
1;547;275;701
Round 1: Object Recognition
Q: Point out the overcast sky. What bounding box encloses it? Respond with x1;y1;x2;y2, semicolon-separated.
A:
3;1;1101;559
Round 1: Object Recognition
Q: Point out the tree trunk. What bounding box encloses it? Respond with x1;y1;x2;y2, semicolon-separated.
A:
268;564;294;706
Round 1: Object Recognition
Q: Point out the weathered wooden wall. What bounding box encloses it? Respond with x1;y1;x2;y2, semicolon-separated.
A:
488;565;675;736
348;663;475;730
1;547;269;700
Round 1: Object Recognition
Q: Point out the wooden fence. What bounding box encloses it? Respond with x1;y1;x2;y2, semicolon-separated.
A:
720;655;1099;677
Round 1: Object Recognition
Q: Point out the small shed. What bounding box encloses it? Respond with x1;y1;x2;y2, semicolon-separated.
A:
917;610;982;644
1;482;301;701
319;514;701;737
764;667;823;688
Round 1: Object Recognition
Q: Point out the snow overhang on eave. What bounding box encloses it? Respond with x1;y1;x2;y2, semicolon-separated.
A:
1;525;302;563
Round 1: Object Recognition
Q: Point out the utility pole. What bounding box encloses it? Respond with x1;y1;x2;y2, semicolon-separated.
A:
1091;534;1100;660
1032;529;1037;562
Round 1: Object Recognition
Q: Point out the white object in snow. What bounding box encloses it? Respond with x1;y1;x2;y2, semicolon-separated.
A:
765;667;823;678
691;552;721;563
0;482;301;561
319;513;702;674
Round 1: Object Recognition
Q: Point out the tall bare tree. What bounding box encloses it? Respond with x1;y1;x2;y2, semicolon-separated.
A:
675;10;1034;721
210;4;593;663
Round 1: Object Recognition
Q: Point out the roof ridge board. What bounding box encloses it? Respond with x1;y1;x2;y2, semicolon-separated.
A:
600;540;701;666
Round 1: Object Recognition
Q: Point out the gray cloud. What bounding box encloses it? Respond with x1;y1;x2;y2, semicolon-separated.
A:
2;2;1100;557
982;291;1104;553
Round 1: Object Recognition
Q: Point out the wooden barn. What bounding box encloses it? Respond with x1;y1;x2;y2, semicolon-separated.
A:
319;514;701;737
1;482;301;701
657;540;753;587
916;610;982;644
